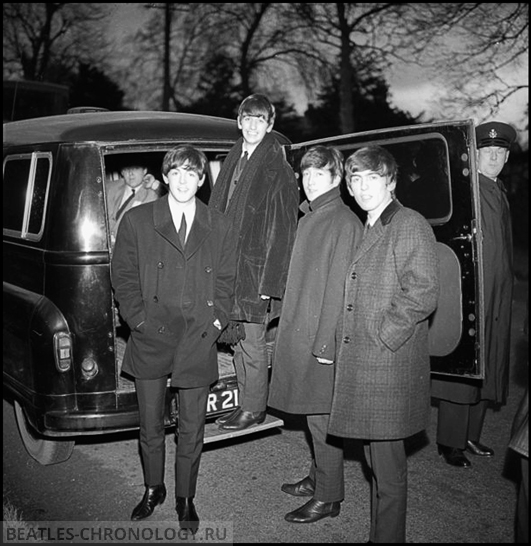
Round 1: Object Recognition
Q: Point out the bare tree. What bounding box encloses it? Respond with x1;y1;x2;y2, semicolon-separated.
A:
287;3;425;134
116;3;323;112
411;3;528;125
3;3;111;82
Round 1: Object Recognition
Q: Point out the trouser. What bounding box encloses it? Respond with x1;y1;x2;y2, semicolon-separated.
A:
364;439;407;543
306;414;344;502
135;377;209;498
232;321;269;412
437;399;489;449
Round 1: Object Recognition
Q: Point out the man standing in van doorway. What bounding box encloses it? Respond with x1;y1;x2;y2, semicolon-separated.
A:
209;94;299;431
432;121;517;467
111;146;236;533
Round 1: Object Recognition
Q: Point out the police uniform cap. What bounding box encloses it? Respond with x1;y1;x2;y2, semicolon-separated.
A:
476;121;517;149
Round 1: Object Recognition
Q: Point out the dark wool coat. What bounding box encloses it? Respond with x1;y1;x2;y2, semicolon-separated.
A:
431;173;514;405
111;196;236;388
209;134;299;322
268;188;363;414
329;201;439;440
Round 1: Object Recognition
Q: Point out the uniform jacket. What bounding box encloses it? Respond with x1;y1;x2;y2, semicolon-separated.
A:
268;188;363;414
431;173;514;405
209;133;299;322
329;200;439;440
107;178;159;244
111;195;236;388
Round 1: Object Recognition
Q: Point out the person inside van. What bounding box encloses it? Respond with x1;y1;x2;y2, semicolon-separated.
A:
106;162;160;247
111;145;237;533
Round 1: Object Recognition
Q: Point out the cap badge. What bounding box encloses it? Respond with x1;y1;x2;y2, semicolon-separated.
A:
488;128;498;138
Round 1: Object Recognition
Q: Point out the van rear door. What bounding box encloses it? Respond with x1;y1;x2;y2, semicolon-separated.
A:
286;119;484;378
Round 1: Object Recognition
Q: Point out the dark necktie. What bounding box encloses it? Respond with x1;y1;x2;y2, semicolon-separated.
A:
115;189;135;220
178;213;187;246
237;151;248;176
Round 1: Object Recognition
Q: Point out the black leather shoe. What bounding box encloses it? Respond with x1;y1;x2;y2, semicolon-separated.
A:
219;410;266;431
215;407;241;425
285;498;340;523
281;476;315;497
131;484;166;520
466;440;494;457
176;496;199;534
438;445;471;467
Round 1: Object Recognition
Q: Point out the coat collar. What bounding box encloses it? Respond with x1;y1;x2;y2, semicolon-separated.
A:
153;196;212;257
353;199;402;263
300;187;342;214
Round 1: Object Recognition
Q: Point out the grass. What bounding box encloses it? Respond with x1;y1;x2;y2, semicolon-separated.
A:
3;489;47;543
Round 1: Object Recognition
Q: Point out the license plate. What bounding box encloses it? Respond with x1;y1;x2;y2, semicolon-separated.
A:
206;387;239;415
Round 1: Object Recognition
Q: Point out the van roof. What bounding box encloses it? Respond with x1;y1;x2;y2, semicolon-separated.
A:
3;111;242;147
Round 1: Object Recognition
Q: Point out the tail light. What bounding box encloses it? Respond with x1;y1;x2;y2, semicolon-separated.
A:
53;332;72;372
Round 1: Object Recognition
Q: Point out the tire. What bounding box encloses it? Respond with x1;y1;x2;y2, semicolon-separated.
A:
14;400;75;465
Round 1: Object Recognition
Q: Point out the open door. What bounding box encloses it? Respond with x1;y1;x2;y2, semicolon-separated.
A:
286;120;484;378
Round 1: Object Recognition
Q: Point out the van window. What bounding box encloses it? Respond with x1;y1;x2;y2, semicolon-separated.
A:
3;152;52;240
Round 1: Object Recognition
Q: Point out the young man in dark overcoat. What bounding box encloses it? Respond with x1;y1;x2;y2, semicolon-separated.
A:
111;145;236;533
268;145;363;523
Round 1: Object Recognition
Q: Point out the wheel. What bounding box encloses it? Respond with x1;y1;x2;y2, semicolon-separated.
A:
14;400;75;465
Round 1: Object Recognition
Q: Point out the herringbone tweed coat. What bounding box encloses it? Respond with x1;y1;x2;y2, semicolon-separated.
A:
329;200;439;440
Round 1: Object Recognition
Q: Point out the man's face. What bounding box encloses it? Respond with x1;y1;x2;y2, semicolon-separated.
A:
477;146;509;180
346;169;395;217
302;167;339;202
121;166;147;189
237;113;273;147
163;162;204;205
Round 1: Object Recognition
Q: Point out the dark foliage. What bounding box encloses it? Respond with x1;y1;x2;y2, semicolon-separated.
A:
67;63;125;111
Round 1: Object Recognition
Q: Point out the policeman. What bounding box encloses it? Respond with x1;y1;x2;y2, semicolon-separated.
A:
432;121;517;467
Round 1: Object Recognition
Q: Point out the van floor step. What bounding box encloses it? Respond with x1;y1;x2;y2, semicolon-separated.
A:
203;414;283;444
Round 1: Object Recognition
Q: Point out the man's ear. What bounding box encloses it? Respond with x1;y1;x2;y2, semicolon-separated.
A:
198;175;205;187
505;151;510;164
162;174;169;185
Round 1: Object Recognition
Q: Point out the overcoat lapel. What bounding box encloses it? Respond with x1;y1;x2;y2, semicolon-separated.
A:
353;200;402;264
152;196;213;258
353;222;384;264
184;202;212;259
153;196;182;252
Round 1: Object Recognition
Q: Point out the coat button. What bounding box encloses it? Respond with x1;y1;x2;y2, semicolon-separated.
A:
153;296;159;303
157;261;164;269
346;304;353;311
343;336;351;343
350;271;357;279
158;326;166;334
206;300;214;307
205;266;212;273
201;331;208;338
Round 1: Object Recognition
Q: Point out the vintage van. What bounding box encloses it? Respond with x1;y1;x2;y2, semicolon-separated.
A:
3;112;484;465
